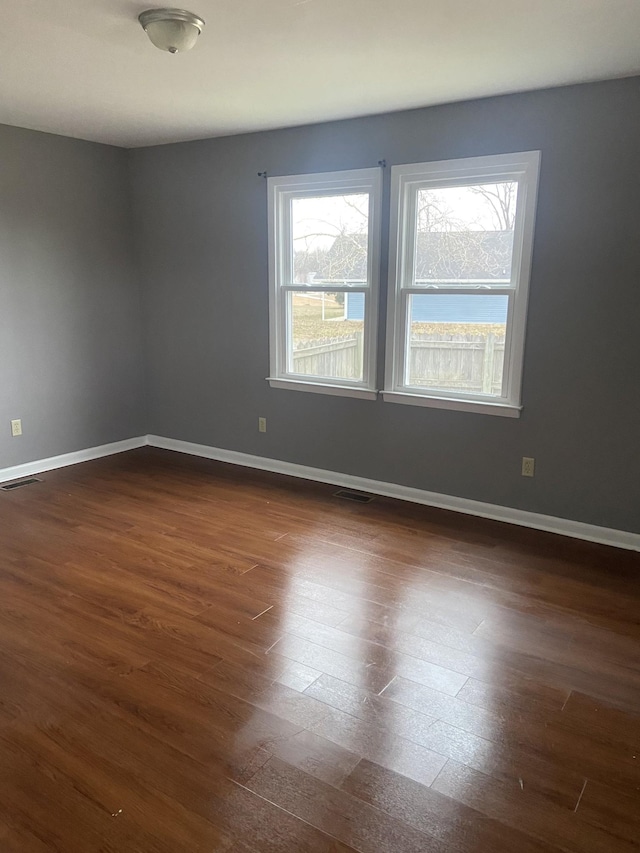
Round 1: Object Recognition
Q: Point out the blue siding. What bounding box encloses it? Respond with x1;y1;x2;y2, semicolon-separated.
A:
345;292;508;323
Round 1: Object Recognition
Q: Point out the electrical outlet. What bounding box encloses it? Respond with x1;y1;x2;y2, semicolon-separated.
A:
258;417;267;433
522;456;535;477
11;419;22;437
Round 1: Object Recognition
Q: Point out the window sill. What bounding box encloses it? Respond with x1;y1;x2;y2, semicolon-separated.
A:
381;390;522;417
267;378;378;400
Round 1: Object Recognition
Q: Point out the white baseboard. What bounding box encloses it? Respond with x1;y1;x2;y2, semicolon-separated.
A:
0;436;147;485
3;433;637;552
147;434;640;552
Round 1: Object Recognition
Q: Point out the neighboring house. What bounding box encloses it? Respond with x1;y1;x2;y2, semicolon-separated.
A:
344;292;508;324
298;230;513;323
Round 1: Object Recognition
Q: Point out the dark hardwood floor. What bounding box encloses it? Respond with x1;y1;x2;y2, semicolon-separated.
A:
0;447;638;852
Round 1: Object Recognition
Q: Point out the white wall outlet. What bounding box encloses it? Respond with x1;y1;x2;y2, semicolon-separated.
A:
522;456;535;477
11;419;22;437
258;417;267;433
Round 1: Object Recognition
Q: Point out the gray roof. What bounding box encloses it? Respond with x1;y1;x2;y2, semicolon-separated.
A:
296;230;514;282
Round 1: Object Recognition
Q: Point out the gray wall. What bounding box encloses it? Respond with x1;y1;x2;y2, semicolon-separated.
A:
0;124;145;469
130;77;639;534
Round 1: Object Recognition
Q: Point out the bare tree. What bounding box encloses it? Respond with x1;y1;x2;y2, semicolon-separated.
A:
469;182;517;230
414;183;515;281
293;194;369;284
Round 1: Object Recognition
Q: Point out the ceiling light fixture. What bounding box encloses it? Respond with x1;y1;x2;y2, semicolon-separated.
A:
139;8;205;54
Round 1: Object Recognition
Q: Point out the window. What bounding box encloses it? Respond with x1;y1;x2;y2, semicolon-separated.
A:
383;151;540;416
267;168;382;399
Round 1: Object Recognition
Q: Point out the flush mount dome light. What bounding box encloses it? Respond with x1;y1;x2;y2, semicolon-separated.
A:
139;8;205;54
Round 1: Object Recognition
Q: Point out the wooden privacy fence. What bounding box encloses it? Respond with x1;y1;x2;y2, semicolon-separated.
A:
293;329;504;392
293;333;363;379
409;331;505;393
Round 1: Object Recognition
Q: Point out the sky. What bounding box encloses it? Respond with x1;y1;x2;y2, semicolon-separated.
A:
291;181;517;252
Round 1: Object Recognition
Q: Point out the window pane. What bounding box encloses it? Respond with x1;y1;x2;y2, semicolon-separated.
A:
406;294;508;395
289;291;364;381
292;193;369;285
415;182;517;286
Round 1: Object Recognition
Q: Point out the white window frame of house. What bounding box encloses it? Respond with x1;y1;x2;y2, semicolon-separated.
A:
383;151;541;417
267;168;382;400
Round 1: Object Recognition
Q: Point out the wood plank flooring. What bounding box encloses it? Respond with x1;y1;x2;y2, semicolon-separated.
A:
0;447;638;852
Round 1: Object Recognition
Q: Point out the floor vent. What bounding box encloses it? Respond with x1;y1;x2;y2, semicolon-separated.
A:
333;489;374;504
1;477;42;491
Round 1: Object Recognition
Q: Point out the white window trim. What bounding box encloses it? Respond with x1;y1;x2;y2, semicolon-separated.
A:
267;167;382;399
380;391;521;417
383;151;541;417
267;378;378;400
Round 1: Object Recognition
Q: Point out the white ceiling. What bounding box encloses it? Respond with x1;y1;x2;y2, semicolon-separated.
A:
2;1;640;148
